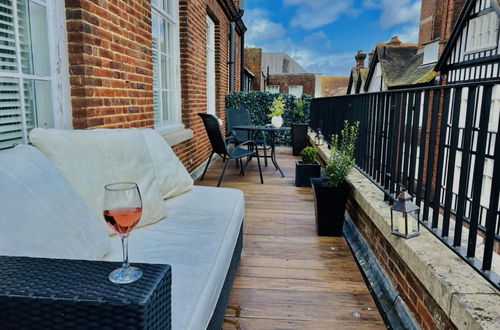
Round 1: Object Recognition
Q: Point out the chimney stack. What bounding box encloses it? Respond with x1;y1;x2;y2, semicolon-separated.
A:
388;36;402;45
355;50;367;69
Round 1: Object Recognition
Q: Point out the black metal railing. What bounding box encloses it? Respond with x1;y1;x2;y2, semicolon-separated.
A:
310;80;500;289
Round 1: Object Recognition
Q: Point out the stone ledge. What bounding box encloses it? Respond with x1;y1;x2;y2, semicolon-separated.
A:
162;128;193;146
308;132;500;329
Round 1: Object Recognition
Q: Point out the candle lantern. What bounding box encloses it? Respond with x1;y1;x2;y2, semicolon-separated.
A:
390;188;420;238
318;129;324;146
315;129;324;146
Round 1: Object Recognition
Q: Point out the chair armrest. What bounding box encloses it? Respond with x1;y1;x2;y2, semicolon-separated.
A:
0;256;172;329
236;140;258;149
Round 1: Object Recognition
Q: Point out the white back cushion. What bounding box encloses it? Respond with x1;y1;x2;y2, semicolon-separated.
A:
0;145;110;260
30;128;167;235
141;129;193;199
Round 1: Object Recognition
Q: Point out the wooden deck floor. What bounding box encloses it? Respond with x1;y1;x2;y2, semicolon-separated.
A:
197;150;386;330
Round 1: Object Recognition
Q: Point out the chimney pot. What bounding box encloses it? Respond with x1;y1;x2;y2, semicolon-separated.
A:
355;50;367;69
388;36;402;45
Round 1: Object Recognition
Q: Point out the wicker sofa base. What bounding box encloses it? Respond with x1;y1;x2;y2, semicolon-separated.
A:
207;223;243;330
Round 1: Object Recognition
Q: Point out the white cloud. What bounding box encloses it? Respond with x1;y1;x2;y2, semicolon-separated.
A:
245;9;286;43
256;37;353;76
283;0;359;30
364;0;421;28
396;24;420;43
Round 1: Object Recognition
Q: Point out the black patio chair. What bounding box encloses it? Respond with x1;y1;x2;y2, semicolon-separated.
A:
198;113;263;187
225;108;271;166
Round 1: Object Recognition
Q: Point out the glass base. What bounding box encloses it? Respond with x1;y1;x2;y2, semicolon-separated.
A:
109;266;143;284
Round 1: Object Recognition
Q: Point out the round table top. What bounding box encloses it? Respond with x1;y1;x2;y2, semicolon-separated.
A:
232;125;291;132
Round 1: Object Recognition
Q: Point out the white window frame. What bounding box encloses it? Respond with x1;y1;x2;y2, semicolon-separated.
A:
422;40;439;65
288;85;303;97
466;11;499;54
151;0;182;134
0;0;71;148
206;15;216;116
266;85;280;94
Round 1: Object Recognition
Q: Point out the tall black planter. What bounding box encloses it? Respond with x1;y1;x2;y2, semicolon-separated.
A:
295;161;321;187
292;123;308;156
310;178;351;237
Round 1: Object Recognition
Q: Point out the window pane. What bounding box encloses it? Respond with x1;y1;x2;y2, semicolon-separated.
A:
162;91;168;122
166;20;173;56
152;6;179;128
0;77;23;149
160;17;166;53
0;0;17;73
20;1;50;76
24;79;53;129
165;0;173;16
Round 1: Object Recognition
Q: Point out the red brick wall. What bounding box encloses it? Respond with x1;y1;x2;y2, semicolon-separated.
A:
65;0;154;129
245;47;263;91
173;0;243;172
65;0;244;173
268;74;316;97
347;198;458;330
418;0;467;53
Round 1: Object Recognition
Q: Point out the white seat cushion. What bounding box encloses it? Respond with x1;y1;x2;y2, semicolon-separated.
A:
103;186;244;330
30;128;167;235
141;129;193;200
0;145;110;260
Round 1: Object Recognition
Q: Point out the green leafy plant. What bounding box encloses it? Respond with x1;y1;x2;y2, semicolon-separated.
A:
268;95;285;118
293;98;305;122
300;147;317;164
324;121;360;187
225;92;311;145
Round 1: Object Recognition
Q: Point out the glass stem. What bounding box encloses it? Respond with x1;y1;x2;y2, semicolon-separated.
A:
121;235;130;269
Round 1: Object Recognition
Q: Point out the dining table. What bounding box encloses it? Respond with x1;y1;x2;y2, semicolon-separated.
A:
232;125;291;177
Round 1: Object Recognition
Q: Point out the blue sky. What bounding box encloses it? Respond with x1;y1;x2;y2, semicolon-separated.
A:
244;0;422;77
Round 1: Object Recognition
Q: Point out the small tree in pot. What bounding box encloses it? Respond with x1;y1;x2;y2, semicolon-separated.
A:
295;147;321;187
268;96;285;128
292;98;309;156
311;120;359;236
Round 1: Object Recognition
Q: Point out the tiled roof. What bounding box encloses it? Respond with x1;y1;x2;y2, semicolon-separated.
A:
321;76;349;96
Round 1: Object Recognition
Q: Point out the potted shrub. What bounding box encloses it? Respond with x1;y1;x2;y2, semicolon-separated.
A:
292;98;309;156
268;96;285;128
311;121;359;237
295;147;321;187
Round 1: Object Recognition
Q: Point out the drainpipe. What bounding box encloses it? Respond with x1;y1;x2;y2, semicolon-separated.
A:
240;32;245;91
228;5;245;93
229;21;235;92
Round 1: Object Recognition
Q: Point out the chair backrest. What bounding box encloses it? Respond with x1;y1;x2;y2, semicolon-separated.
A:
198;113;228;155
225;108;252;143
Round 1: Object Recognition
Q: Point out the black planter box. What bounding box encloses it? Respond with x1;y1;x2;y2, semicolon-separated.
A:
292;123;309;156
295;161;321;187
311;178;351;237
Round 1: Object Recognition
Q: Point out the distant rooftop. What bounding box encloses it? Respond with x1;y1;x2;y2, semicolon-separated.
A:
261;53;306;74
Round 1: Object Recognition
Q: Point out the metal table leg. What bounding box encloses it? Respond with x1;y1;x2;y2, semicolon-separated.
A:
270;131;285;177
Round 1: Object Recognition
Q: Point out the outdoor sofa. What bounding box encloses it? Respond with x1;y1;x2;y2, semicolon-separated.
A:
0;128;245;329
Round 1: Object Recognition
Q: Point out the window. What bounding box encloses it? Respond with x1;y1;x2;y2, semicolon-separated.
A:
466;11;499;53
423;40;439;65
0;0;69;149
152;0;181;130
288;85;303;97
206;16;216;116
266;85;280;94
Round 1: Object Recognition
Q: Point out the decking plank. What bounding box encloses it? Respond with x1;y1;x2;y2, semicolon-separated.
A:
197;150;385;329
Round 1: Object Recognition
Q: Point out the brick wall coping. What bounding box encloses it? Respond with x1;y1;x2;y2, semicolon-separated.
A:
308;132;500;330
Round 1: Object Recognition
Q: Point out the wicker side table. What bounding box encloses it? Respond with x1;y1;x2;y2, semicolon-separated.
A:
0;256;171;329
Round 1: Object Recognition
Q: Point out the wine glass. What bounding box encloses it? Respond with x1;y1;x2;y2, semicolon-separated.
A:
103;182;143;284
